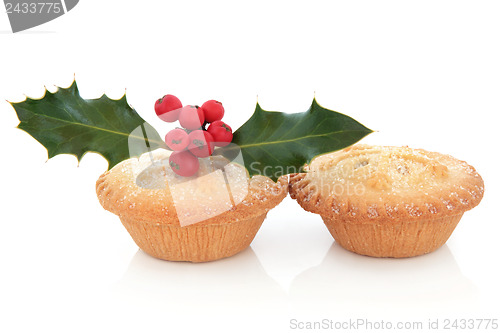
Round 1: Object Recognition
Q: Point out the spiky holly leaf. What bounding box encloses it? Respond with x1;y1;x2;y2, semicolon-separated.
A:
10;81;165;169
228;98;373;181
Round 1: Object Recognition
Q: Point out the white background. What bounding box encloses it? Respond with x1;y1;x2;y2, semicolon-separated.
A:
0;1;499;332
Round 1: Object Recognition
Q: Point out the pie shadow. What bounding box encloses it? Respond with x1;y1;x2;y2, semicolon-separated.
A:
112;247;287;314
288;242;478;315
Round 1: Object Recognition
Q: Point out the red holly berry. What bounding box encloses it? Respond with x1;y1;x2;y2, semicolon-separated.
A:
179;105;205;130
155;94;183;122
165;128;189;151
169;150;199;177
188;130;215;158
201;100;225;123
207;120;233;147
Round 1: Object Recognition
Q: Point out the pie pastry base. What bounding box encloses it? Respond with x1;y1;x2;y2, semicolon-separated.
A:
322;213;463;258
120;213;267;262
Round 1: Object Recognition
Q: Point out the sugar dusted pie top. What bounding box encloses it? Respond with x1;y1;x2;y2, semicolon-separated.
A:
289;145;484;222
97;149;287;226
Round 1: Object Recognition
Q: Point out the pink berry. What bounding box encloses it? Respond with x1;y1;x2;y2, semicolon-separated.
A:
188;130;214;158
179;105;205;130
165;128;189;151
155;95;183;122
201;100;224;123
207;120;233;147
169;150;199;177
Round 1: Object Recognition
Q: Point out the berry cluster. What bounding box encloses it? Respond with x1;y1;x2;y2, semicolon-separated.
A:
155;94;233;177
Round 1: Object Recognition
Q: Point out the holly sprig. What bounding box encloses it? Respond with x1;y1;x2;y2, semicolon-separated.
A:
9;81;372;181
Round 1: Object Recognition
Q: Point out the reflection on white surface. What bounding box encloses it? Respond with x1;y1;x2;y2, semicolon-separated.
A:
289;243;478;317
113;247;287;315
113;236;478;322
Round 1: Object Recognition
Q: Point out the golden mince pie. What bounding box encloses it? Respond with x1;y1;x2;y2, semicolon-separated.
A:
289;145;484;258
96;149;287;262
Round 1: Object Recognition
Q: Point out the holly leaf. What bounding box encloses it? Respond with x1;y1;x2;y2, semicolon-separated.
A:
10;81;165;169
229;98;373;181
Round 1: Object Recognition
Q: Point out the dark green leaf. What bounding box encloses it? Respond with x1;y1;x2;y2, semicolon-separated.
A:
10;81;165;169
231;98;373;181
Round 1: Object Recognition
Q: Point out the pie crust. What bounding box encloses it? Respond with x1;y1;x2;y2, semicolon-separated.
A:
289;145;484;257
96;149;287;262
